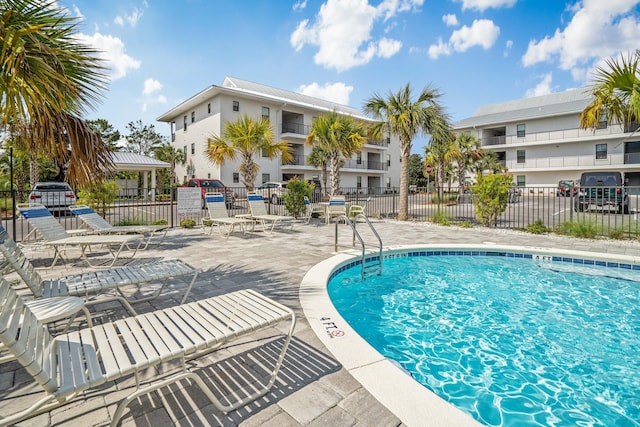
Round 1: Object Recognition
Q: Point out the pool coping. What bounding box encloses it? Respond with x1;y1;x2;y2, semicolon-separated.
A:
299;243;640;427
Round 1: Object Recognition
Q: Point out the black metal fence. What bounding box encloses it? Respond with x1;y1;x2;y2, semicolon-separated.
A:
3;185;640;242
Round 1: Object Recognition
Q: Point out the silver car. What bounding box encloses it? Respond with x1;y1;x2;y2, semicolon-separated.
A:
255;181;288;204
28;182;76;214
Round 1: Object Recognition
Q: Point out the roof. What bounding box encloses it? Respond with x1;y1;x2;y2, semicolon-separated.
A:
454;88;594;129
112;151;169;171
157;76;370;122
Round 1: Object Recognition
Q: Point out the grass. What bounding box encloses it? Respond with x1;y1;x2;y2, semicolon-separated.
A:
555;220;599;239
115;217;153;226
430;209;451;226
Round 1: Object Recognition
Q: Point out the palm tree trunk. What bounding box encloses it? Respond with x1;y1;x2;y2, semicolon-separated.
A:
330;152;340;195
398;140;410;220
321;165;328;197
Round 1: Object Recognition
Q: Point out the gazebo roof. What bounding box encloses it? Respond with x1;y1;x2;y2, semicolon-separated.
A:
112;151;169;172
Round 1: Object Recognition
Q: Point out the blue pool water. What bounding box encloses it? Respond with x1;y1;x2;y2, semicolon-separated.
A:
328;251;640;427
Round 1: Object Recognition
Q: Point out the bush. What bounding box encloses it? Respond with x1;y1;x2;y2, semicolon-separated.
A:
471;174;512;228
180;218;196;228
457;221;474;228
555;220;598;238
525;219;549;234
77;181;120;217
284;178;314;218
152;219;168;226
430;209;451;225
608;229;626;240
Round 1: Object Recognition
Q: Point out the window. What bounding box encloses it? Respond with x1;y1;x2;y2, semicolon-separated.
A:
190;143;195;155
207;103;211;114
261;148;269;157
233;172;239;183
261;106;270;120
386;154;391;167
597;112;607;129
261;173;270;184
517;123;525;138
356;153;362;165
191;112;195;123
357;176;362;188
207;173;211;179
596;143;608;159
517;150;526;164
183;115;187;131
183;145;187;155
517;175;526;187
232;100;239;112
386;177;391;188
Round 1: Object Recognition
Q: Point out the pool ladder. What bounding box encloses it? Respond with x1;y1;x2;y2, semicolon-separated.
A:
334;213;383;280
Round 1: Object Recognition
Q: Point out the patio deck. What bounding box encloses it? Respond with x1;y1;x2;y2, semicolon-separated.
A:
2;219;638;426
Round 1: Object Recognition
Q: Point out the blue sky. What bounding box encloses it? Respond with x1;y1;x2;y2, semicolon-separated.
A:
59;0;640;154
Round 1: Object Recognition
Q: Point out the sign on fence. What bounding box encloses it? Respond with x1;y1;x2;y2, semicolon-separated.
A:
177;187;201;220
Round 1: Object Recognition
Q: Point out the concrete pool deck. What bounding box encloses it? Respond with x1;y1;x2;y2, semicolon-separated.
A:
2;219;639;426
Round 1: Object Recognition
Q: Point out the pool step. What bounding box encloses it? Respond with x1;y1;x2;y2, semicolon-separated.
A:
362;262;382;279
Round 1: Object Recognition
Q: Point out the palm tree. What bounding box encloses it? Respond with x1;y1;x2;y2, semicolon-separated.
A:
364;83;449;220
306;111;367;195
452;132;484;196
306;145;330;197
581;50;640;132
424;124;457;200
205;114;292;191
0;0;113;186
154;142;186;187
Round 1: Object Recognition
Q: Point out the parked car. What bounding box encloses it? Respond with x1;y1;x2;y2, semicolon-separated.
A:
574;171;628;214
28;182;76;214
255;181;288;204
556;179;578;197
184;178;235;208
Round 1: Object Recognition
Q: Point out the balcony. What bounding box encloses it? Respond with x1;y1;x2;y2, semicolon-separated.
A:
479;123;632;147
281;156;387;171
281;122;310;135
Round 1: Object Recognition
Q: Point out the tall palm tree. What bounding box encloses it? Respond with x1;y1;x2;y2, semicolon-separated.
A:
206;114;292;191
424;124;457;200
306;111;367;195
364;83;449;220
0;0;113;186
581;50;640;132
154;142;186;187
306;145;330;197
452;132;484;196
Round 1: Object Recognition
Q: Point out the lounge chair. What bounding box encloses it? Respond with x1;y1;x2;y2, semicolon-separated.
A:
326;195;347;224
0;275;295;427
69;204;168;249
0;223;198;315
348;197;370;218
239;193;294;232
304;196;325;224
203;193;254;237
18;204;144;267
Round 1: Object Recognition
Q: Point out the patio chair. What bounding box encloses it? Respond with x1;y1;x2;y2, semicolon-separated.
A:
203;193;254;237
0;276;295;427
0;223;198;316
18;204;144;267
304;196;325;224
239;193;294;232
348;197;370;218
326;195;347;224
69;205;168;249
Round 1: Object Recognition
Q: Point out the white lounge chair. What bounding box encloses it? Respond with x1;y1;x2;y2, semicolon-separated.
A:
326;195;347;224
0;223;198;315
348;197;370;218
0;276;295;427
304;196;325;224
18;204;144;267
69;204;168;249
239;193;294;232
203;193;254;237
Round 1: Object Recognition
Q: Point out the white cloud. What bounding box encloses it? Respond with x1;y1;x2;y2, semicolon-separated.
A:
453;0;516;12
443;14;459;27
290;0;414;71
77;32;141;80
293;0;308;10
522;0;640;83
429;19;500;59
525;73;554;97
114;16;124;26
297;82;354;105
504;39;513;57
156;95;167;104
114;6;144;28
143;78;162;95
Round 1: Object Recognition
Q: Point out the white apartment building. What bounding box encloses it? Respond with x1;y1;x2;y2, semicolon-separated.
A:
157;77;400;191
453;88;640;189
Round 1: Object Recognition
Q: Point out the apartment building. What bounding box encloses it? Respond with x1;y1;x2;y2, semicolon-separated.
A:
157;77;400;191
453;88;640;189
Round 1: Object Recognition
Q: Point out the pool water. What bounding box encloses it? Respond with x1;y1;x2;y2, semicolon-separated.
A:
328;253;640;427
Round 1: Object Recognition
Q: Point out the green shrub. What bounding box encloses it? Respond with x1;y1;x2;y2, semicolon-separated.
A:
284;178;314;218
457;221;474;228
471;174;512;228
152;219;168;226
115;217;148;226
180;218;196;228
430;209;450;225
77;181;120;217
525;219;549;234
608;229;626;240
555;220;598;238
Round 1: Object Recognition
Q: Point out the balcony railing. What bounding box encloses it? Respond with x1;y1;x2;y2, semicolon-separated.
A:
281;122;310;135
479;123;634;147
282;156;387;171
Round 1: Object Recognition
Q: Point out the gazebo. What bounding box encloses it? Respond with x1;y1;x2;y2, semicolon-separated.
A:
111;152;169;202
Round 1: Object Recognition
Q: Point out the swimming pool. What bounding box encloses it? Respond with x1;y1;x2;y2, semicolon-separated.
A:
300;245;640;427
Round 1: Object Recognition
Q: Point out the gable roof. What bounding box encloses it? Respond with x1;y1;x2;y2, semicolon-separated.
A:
112;151;169;171
454;88;594;129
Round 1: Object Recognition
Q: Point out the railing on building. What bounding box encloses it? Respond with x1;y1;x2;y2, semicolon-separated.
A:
281;122;310;135
479;123;636;147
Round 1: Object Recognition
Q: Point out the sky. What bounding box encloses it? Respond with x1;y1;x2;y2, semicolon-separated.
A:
56;0;640;154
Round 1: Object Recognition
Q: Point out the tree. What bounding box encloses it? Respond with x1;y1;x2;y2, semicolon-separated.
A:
408;154;428;187
0;0;113;186
125;120;164;155
471;173;513;228
205;114;292;191
154;142;186;187
306;145;330;197
364;83;449;220
87;119;121;151
581;50;640;132
452;132;483;196
306;111;367;195
471;150;505;178
424;123;457;200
